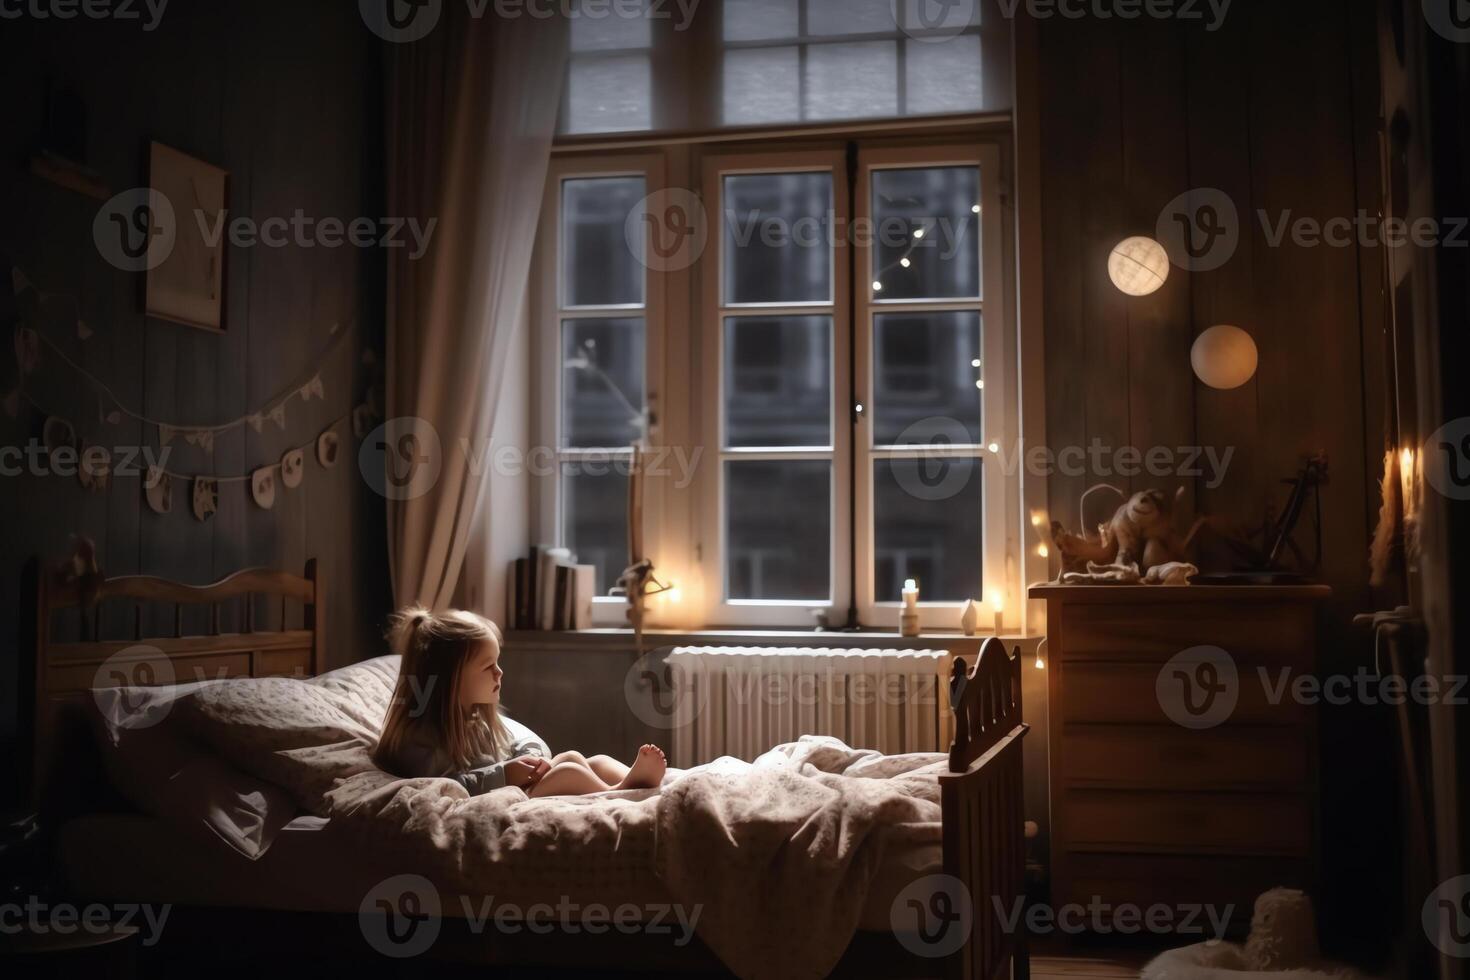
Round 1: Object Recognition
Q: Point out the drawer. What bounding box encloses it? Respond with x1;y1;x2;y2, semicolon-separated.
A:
1059;852;1312;935
256;647;312;677
1059;602;1313;665
1058;662;1310;726
1059;725;1311;790
1059;789;1312;855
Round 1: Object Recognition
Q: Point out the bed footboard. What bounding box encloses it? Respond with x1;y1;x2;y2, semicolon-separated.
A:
941;637;1030;980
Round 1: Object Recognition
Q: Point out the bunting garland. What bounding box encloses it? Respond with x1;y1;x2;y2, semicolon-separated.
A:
7;264;383;519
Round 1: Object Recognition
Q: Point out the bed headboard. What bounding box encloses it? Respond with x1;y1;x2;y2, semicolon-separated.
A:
947;635;1025;773
22;555;324;813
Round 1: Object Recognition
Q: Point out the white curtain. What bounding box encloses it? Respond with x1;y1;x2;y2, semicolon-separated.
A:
384;11;568;611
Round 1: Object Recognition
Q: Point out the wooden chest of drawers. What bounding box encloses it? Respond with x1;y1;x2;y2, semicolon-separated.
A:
1030;584;1331;935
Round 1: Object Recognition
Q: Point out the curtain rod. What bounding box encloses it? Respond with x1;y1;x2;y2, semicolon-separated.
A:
551;112;1014;154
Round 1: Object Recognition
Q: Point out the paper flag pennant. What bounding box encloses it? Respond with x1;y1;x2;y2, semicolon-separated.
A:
14;327;40;375
159;425;176;446
77;320;93;340
185;430;215;452
247;414;265;434
299;375;325;402
269;404;287;429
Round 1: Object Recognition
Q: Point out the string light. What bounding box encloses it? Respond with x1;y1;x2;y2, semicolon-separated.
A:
987;442;1000;453
873;280;884;292
1037;544;1049;558
971;358;982;368
913;228;926;240
975;379;984;390
971;204;981;214
899;257;911;268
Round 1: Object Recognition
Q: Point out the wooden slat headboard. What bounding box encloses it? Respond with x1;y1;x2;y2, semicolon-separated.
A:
23;555;324;813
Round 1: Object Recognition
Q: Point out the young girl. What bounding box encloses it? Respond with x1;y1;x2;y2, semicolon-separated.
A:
373;606;666;797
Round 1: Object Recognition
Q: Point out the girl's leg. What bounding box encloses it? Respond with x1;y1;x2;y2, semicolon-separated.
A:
548;750;588;768
585;755;630;786
528;761;611;798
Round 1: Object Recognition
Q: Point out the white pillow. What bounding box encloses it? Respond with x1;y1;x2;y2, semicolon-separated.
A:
91;682;299;860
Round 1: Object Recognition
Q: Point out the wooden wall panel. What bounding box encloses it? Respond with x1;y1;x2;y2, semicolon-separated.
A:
0;0;392;790
1036;0;1392;960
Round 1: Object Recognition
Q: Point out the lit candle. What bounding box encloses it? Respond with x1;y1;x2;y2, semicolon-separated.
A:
902;578;919;611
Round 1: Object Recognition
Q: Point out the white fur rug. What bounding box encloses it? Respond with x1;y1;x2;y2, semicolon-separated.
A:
1142;941;1372;980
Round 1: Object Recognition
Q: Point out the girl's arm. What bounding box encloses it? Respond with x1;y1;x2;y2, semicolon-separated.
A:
454;718;550;794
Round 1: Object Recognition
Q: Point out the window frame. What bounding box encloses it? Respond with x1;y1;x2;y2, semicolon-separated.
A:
532;152;668;626
696;147;853;627
853;142;1012;630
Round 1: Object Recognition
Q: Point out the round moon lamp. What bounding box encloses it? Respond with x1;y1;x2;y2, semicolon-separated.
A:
1107;236;1170;296
1192;324;1259;390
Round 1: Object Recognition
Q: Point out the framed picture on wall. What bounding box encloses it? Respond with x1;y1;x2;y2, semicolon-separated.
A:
145;141;228;332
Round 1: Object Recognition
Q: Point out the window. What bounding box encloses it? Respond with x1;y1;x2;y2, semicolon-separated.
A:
534;156;666;622
533;140;1013;631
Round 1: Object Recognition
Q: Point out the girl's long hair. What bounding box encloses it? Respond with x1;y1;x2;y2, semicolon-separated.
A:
373;605;511;775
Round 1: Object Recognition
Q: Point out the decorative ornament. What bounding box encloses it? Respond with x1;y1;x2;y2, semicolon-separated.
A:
1191;324;1259;390
280;448;305;489
300;375;325;401
191;478;218;521
316;430;340;468
144;466;172;514
78;444;112;492
159;425;176;446
960;598;980;637
1107;236;1170;296
269;403;287;430
184;430;215;452
251;467;277;509
14;326;40;375
43;416;77;464
247;413;265;434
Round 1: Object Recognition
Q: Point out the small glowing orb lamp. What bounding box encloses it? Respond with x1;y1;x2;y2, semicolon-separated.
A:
1191;324;1259;390
1107;236;1170;296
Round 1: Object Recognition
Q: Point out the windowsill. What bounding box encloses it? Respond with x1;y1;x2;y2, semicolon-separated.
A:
505;627;1042;653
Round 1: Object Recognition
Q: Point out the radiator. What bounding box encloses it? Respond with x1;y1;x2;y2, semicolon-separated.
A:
665;646;953;768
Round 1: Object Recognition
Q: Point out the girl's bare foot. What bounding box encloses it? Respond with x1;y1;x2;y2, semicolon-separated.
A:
616;744;666;790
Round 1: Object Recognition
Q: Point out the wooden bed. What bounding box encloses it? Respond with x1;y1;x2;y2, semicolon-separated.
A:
27;557;1029;980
